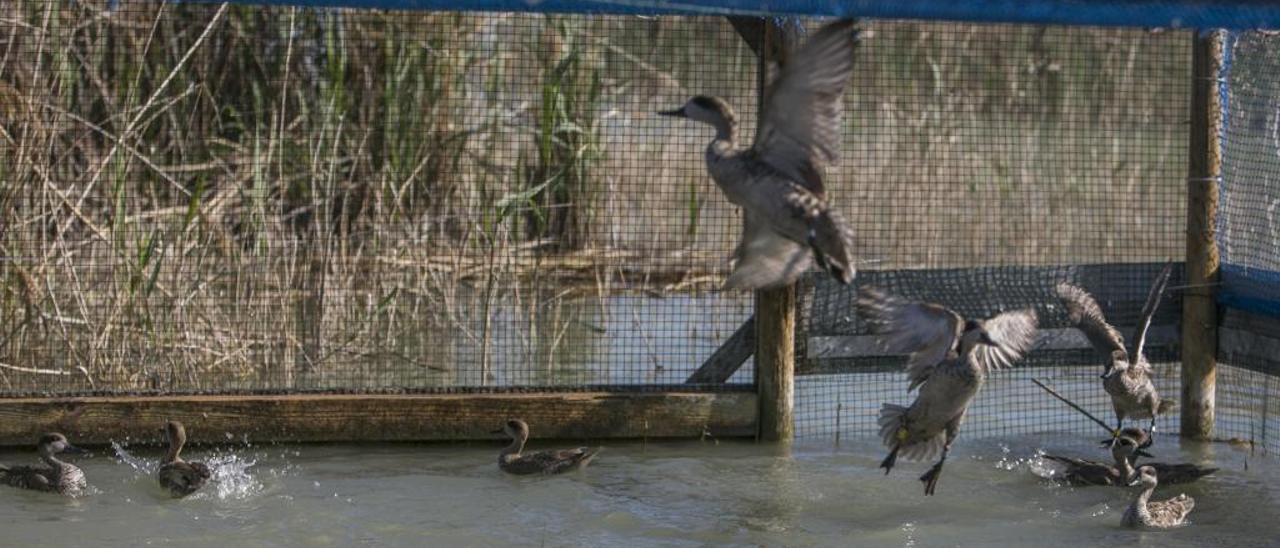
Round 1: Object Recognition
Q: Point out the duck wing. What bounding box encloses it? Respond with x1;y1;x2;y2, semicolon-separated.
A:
971;309;1039;374
520;447;600;475
724;210;814;290
1042;454;1118;486
1131;261;1174;362
1150;462;1217;485
0;465;53;491
1149;494;1195;526
1055;283;1127;359
752;18;859;196
857;287;963;391
159;461;211;496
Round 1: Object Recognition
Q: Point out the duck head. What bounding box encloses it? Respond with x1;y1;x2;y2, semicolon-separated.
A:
659;96;737;132
492;419;531;442
1127;465;1159;488
1101;349;1130;379
957;319;997;354
1103;435;1155;461
37;433;85;457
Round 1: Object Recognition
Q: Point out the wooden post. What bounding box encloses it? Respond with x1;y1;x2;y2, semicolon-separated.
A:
732;17;801;442
1181;29;1224;441
757;285;796;442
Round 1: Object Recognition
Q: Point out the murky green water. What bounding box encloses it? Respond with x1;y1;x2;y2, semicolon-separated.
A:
0;435;1274;547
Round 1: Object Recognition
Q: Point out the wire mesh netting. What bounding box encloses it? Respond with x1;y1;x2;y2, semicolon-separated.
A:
1;2;1277;451
1;4;771;395
1218;30;1280;454
793;22;1191;440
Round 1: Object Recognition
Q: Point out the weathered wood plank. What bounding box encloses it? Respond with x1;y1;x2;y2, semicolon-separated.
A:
0;392;758;446
1182;30;1224;441
686;316;756;384
805;324;1180;361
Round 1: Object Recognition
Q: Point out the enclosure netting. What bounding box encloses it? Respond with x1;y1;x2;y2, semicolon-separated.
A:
1218;30;1280;454
1;4;764;395
0;2;1274;450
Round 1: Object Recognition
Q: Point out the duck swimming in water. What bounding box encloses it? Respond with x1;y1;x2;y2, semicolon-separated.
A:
0;432;87;496
659;18;861;290
494;419;600;475
859;286;1039;495
157;420;211;497
1043;427;1216;487
1122;465;1195;528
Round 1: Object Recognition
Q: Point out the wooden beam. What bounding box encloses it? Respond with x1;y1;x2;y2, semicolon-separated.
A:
1182;29;1225;441
0;392;758;446
686;316;756;383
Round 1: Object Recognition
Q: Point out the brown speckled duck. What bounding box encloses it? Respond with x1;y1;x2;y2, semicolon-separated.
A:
1122;465;1195;528
494;419;599;475
0;433;87;496
157;421;211;497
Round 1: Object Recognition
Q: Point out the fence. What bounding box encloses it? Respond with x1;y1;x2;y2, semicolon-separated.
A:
0;1;1278;450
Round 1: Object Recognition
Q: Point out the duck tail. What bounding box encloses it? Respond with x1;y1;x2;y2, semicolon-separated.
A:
877;403;908;449
808;209;856;285
1157;398;1178;416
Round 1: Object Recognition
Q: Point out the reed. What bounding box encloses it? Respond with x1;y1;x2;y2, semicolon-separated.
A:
0;3;1189;392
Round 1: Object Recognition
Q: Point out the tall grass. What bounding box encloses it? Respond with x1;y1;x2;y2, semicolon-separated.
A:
0;4;1190;392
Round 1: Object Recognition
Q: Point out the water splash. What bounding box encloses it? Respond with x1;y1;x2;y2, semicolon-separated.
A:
200;453;266;501
1027;449;1059;479
112;441;157;474
112;441;268;501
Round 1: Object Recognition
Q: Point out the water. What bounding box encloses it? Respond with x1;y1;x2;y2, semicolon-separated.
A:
0;436;1275;547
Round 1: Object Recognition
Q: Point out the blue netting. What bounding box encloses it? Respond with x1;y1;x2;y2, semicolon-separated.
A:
1221;31;1280;318
167;0;1280;30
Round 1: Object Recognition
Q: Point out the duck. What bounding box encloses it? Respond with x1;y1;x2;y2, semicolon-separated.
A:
858;286;1039;495
1122;465;1195;528
1043;428;1216;486
494;419;600;475
1055;262;1176;439
0;432;88;496
157;421;211;497
659;18;860;290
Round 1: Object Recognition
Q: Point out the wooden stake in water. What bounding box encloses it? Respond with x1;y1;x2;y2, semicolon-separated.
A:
1030;378;1116;435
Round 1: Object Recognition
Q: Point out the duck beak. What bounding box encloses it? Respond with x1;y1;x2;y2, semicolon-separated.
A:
62;444;87;455
657;107;687;118
1127;477;1142;487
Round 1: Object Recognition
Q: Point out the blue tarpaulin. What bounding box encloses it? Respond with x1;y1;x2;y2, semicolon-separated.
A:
173;0;1280;30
